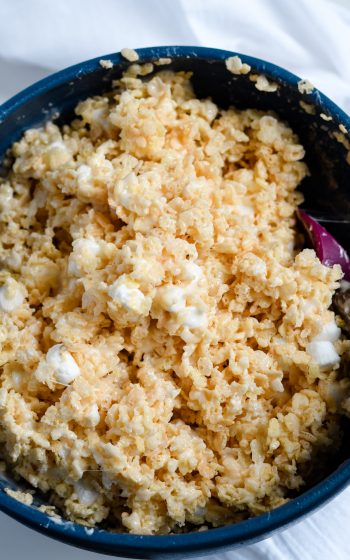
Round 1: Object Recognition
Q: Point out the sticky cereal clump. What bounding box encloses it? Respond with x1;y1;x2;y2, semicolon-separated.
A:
225;56;251;75
253;74;278;92
5;488;34;506
121;48;139;62
0;69;349;535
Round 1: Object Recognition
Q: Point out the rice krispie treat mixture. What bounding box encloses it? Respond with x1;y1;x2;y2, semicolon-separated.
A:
0;68;350;535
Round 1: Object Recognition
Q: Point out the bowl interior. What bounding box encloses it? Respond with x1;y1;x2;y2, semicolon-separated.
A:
0;46;350;558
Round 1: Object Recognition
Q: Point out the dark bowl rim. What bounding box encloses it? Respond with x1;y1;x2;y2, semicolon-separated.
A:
1;45;350;557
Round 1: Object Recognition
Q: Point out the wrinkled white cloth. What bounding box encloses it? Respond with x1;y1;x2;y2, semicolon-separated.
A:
0;0;350;559
1;0;350;111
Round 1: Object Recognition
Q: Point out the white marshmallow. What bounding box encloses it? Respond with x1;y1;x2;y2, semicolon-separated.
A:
307;340;340;369
108;278;146;313
313;321;341;343
46;344;81;384
181;262;203;283
68;238;101;276
0;279;25;312
86;404;100;427
159;285;186;313
180;306;207;329
235;204;254;217
74;481;98;506
47;140;71;169
76;164;92;186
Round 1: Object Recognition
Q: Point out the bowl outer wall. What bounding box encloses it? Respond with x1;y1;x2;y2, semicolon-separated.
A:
0;45;350;559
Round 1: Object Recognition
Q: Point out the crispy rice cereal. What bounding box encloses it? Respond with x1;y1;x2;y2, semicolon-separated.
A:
5;487;34;506
0;69;350;535
99;59;113;70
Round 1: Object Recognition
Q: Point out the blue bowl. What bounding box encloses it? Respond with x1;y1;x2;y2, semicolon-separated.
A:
1;46;350;559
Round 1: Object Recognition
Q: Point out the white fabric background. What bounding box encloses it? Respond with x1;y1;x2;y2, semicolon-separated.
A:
0;0;350;558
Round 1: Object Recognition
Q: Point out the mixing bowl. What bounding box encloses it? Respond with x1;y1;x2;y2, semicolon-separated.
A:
0;45;350;559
